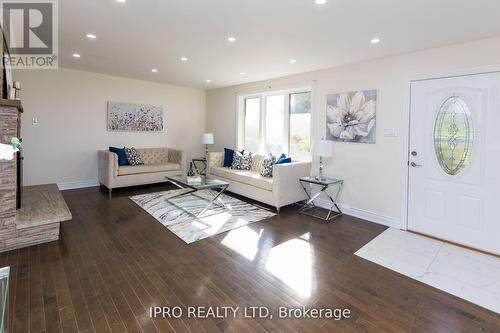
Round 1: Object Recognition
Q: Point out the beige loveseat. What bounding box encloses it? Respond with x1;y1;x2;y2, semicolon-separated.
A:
207;152;311;212
98;148;186;194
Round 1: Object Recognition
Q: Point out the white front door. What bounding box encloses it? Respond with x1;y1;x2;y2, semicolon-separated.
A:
408;71;500;255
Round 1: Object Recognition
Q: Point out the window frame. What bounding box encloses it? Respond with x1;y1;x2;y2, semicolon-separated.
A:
243;96;262;153
237;86;313;159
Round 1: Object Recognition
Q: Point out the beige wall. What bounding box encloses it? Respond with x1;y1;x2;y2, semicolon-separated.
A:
206;36;500;226
15;68;205;187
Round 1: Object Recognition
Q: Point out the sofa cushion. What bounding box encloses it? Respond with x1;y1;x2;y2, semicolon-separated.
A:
231;151;252;170
109;147;129;166
137;148;168;164
125;147;145;165
251;154;266;172
211;166;273;191
276;154;292;164
260;154;276;177
223;148;244;167
118;163;180;176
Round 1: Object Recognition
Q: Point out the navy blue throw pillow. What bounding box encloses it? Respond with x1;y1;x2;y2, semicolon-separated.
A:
109;147;129;166
223;148;234;167
223;148;245;167
276;154;292;164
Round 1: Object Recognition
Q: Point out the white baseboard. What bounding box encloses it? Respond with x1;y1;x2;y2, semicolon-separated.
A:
57;180;100;191
315;198;401;228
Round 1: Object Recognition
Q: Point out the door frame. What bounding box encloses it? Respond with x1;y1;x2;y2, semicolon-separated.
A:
401;64;500;231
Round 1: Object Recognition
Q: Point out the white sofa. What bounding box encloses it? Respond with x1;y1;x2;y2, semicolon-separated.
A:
98;147;186;194
207;152;311;212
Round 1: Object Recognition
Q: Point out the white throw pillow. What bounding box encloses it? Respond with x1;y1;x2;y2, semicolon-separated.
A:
260;153;276;177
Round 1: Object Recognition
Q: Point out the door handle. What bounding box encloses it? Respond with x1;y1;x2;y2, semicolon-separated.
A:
410;162;422;167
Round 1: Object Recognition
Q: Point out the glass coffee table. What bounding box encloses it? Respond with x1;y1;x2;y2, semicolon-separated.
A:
166;175;229;217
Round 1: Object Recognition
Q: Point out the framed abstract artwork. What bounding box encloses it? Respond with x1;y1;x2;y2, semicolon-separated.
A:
326;90;376;143
107;102;164;132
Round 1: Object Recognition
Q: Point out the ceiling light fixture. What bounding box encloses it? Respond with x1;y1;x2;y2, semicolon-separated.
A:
289;59;297;63
240;72;246;75
72;53;81;58
315;0;327;4
86;33;97;39
116;0;126;3
180;57;188;62
206;79;211;83
151;69;158;73
227;36;236;42
371;38;381;44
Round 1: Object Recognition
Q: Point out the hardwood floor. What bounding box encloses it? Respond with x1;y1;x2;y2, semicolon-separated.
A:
3;184;500;333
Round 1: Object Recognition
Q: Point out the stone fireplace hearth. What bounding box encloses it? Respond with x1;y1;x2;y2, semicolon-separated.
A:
0;99;72;252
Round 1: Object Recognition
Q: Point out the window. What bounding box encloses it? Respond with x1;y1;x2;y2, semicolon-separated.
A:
238;88;312;160
434;96;474;175
265;95;285;154
289;92;312;161
244;97;261;153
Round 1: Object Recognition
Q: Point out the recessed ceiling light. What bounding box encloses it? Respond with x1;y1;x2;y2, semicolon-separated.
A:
371;38;381;44
206;79;211;83
86;33;96;39
116;0;126;3
151;69;158;73
227;36;236;42
315;0;327;4
72;53;81;58
240;72;246;76
289;59;297;63
180;57;188;62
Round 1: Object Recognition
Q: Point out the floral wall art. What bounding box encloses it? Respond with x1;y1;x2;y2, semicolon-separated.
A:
326;90;376;143
107;102;164;132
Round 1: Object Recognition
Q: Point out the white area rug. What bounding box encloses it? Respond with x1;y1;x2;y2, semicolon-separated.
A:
130;189;275;244
355;228;500;314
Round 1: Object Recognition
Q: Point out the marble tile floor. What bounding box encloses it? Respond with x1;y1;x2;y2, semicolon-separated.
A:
355;228;500;314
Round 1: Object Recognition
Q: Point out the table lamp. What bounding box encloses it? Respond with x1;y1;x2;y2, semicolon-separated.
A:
312;139;334;181
201;133;214;159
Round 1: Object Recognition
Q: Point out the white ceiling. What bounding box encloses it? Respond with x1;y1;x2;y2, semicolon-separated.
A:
59;0;500;89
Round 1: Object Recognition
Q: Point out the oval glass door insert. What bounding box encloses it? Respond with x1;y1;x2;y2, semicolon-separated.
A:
434;96;474;175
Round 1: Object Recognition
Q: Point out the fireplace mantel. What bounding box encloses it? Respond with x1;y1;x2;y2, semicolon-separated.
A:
0;99;23;113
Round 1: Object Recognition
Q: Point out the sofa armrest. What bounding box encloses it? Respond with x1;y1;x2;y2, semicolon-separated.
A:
207;152;224;174
168;148;186;172
273;161;312;206
98;150;118;188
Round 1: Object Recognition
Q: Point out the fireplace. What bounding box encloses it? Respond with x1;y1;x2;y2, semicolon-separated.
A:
0;100;23;224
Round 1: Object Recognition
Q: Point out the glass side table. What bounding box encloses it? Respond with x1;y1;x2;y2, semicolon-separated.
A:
299;176;344;222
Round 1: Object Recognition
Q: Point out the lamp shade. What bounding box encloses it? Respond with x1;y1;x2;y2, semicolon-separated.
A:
312;139;334;157
201;133;214;145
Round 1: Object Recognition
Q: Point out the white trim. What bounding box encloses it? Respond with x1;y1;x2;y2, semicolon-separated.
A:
315;198;400;228
409;64;500;83
234;80;316;96
400;78;412;231
57;180;100;191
